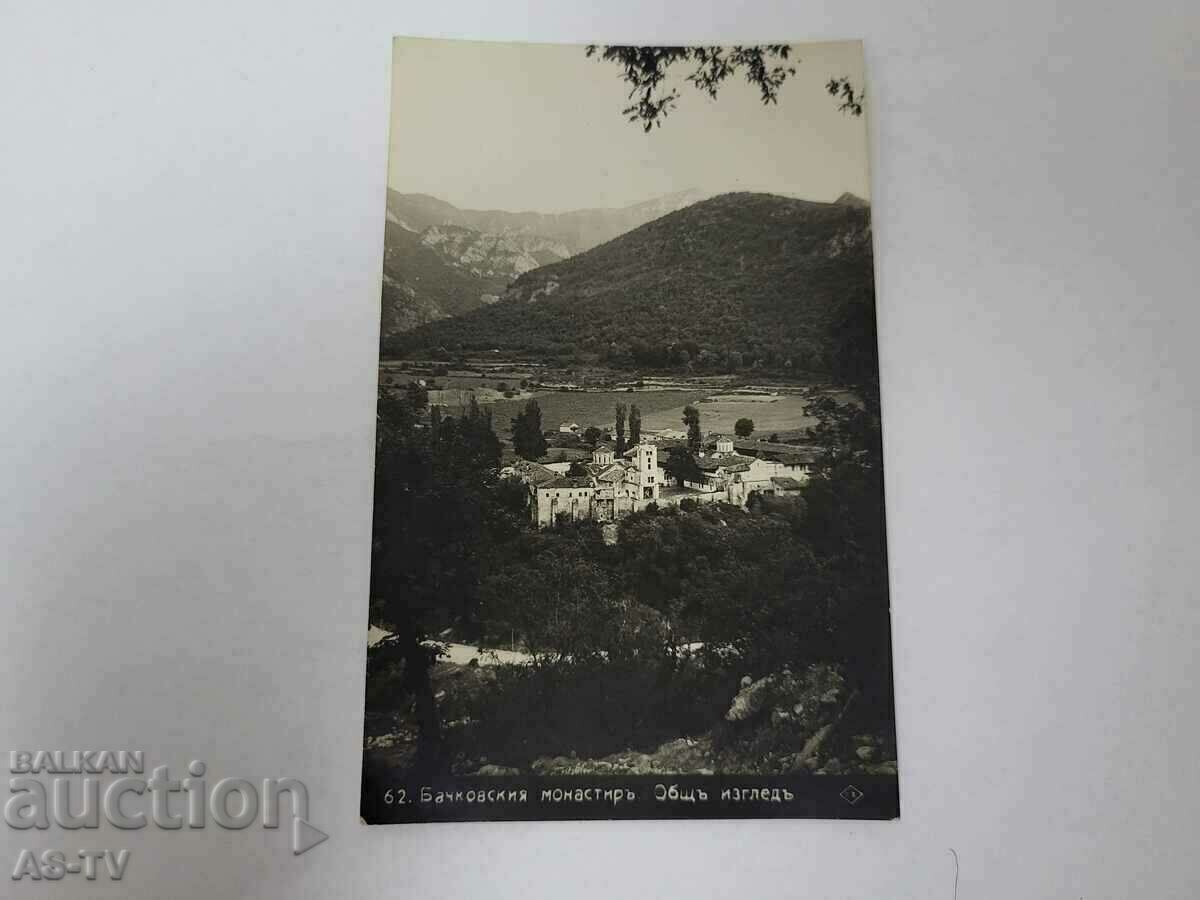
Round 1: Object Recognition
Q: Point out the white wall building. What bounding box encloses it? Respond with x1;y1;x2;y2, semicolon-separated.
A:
516;436;811;529
527;442;663;527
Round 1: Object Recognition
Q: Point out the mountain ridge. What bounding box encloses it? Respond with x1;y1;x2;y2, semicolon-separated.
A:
380;189;718;335
386;192;877;377
834;192;870;208
386;188;715;254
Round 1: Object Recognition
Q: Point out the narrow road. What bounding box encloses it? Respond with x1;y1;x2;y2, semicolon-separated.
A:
368;627;703;666
368;626;532;666
439;642;531;666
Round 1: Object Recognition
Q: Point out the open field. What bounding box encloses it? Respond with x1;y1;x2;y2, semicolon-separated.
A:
489;390;710;439
641;393;820;437
415;385;823;441
381;363;838;442
428;374;531;390
426;386;535;405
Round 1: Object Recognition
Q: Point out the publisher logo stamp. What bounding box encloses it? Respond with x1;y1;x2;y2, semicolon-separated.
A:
5;750;327;882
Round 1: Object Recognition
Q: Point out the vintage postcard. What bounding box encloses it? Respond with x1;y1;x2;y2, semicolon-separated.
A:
362;37;897;822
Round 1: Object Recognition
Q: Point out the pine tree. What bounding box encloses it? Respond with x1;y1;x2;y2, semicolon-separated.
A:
663;446;703;486
511;399;547;461
629;404;642;445
683;405;701;454
615;403;628;455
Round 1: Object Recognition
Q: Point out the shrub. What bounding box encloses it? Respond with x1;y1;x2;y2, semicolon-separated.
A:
712;663;851;773
452;658;735;767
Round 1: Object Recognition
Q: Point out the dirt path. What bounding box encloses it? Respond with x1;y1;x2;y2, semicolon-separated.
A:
368;627;532;666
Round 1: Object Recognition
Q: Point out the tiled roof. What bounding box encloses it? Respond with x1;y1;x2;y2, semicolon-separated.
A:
696;452;755;473
542;476;595;489
770;476;805;490
777;453;818;467
739;440;822;464
511;460;559;486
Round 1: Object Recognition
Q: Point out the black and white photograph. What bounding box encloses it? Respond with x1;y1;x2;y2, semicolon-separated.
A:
361;37;898;822
8;0;1199;893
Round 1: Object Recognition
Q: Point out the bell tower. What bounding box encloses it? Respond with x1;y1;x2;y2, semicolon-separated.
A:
637;442;659;500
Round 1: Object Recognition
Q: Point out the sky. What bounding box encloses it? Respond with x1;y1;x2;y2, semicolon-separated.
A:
388;38;870;213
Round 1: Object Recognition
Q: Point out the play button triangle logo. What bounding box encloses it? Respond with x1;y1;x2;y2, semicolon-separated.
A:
292;817;329;855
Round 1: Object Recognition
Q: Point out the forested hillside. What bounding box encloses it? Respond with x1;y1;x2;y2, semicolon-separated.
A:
386;193;877;379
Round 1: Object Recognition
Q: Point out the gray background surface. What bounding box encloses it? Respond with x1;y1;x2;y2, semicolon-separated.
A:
2;1;1198;897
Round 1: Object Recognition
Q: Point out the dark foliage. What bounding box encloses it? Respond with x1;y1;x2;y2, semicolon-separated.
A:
683;405;702;453
511;398;547;461
585;45;863;132
662;445;703;486
451;659;734;766
369;389;511;765
628;404;642;445
826;76;865;116
585;45;796;131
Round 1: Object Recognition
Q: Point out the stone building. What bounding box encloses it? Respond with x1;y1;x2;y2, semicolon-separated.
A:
512;434;815;529
684;435;813;505
525;442;663;527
